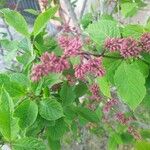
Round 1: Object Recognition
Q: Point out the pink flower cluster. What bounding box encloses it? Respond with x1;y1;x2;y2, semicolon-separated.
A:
105;38;123;52
74;57;105;79
31;52;69;81
89;83;101;101
115;112;133;125
128;126;141;140
105;38;142;58
58;35;82;56
120;38;142;58
140;33;150;52
103;99;118;113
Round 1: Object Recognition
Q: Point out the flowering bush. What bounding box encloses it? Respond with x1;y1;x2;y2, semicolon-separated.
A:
0;3;150;150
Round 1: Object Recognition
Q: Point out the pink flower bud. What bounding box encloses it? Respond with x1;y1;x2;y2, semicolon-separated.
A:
140;33;150;52
120;38;142;58
89;83;101;101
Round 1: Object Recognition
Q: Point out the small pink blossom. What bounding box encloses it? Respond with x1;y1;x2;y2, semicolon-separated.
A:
74;64;86;79
103;99;118;113
89;83;101;101
120;38;142;58
105;38;124;52
31;64;45;82
58;35;82;56
58;35;70;49
74;57;105;80
115;112;130;125
31;52;70;81
128;126;141;140
140;33;150;52
64;37;82;56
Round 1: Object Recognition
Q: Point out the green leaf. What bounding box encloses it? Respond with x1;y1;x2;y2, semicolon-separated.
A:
33;7;57;37
0;9;29;37
80;13;93;29
13;137;46;150
0;88;19;141
43;73;62;88
48;137;61;150
74;82;88;98
103;53;122;84
86;20;120;47
60;82;76;106
48;118;68;140
108;137;118;150
122;24;145;39
121;2;138;18
0;74;26;98
24;9;39;16
5;82;26;98
142;53;150;64
39;98;64;121
135;141;150;150
14;100;38;129
97;76;111;98
26;116;53;137
114;61;146;110
131;60;149;77
77;107;99;123
10;73;30;88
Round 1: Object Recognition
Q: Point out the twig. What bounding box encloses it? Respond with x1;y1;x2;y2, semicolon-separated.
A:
2;18;13;40
62;0;81;32
5;67;16;72
79;0;88;20
15;0;21;11
79;51;123;59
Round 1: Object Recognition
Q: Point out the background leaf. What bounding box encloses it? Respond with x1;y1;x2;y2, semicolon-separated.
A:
121;2;138;18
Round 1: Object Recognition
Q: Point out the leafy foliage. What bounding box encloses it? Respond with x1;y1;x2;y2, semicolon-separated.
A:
0;2;150;150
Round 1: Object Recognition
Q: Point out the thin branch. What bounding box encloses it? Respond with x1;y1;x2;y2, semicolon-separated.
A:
79;0;88;20
62;0;81;32
79;51;123;59
15;0;21;11
2;18;13;40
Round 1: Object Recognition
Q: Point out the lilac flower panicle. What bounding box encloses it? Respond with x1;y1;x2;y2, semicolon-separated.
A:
58;35;70;49
55;57;70;73
74;57;105;80
74;64;86;79
140;33;150;52
58;35;82;56
31;52;70;81
128;126;141;140
64;37;82;56
105;38;124;52
103;99;118;113
105;37;142;58
31;64;45;82
120;38;142;58
115;112;129;125
89;83;101;100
